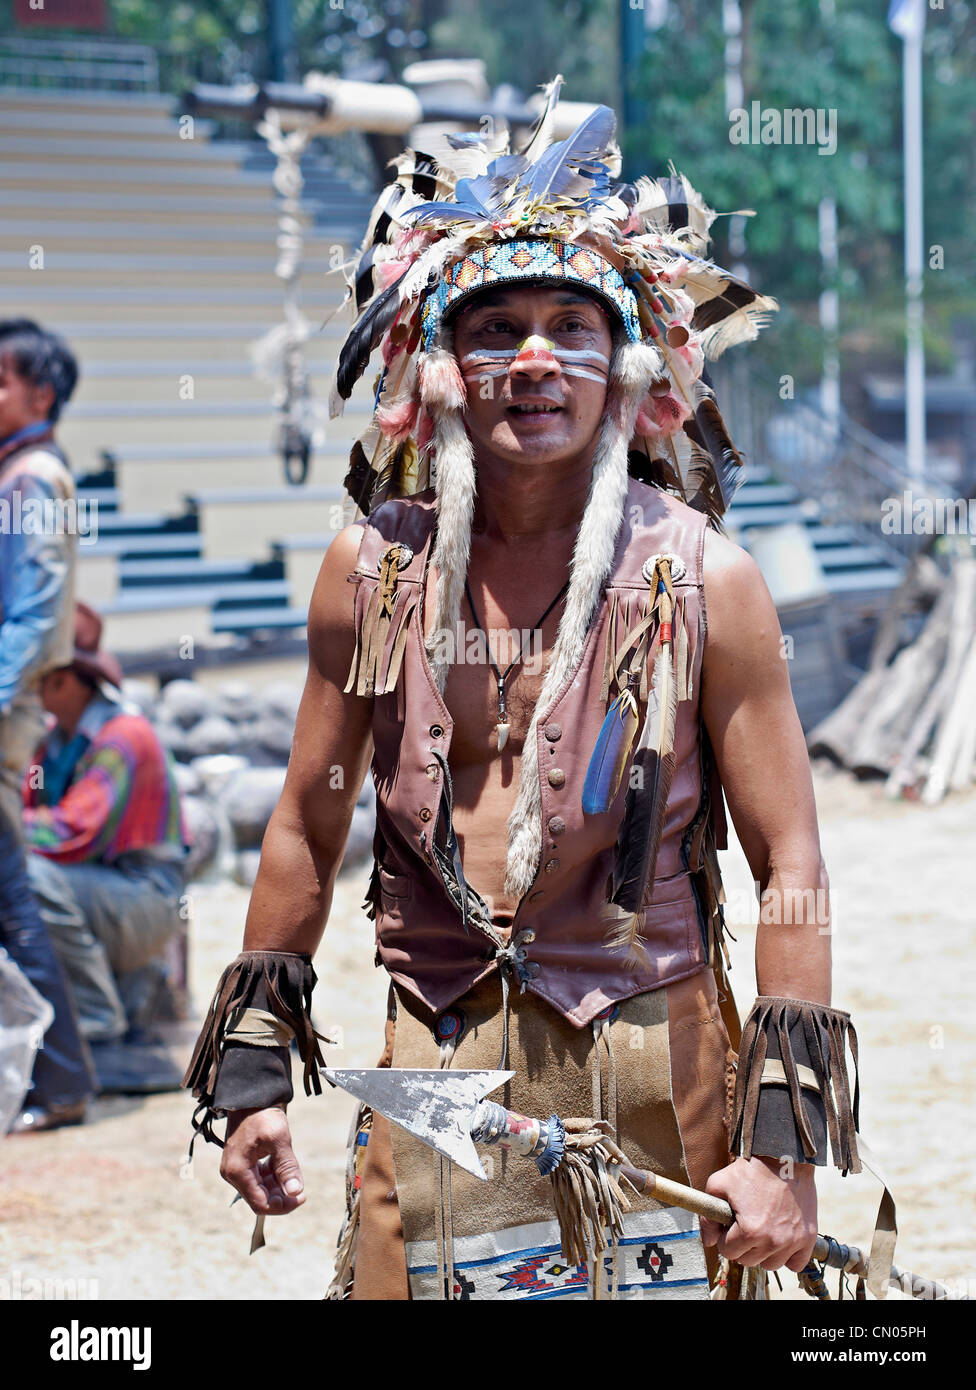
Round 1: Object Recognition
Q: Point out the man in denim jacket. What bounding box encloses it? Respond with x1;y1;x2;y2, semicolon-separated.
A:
0;318;95;1131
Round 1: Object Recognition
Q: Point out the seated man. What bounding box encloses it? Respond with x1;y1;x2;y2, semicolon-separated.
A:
21;603;188;1067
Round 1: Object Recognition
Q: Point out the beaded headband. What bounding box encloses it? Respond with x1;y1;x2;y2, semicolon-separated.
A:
419;238;642;350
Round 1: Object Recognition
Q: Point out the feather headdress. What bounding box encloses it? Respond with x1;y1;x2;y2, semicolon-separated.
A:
331;77;776;901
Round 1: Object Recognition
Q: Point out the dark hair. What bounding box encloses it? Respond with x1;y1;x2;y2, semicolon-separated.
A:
0;319;79;422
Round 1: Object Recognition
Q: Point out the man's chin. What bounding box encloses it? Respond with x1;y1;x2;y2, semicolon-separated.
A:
482;424;583;465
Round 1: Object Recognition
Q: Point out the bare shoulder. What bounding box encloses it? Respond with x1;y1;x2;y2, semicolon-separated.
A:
308;522;367;639
702;524;764;586
702;526;779;642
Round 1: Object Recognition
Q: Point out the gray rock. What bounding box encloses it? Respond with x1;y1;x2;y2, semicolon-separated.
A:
155;719;194;763
250;714;294;761
182;715;240;759
260;680;302;725
182;795;221;880
224;765;287;849
214;680;261;724
120;678;158;716
233;848;263;889
189;753;249;798
172;763;203;797
158;679;213;729
340;803;375;870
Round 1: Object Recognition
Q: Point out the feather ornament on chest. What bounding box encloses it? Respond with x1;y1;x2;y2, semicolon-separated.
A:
596;556;681;961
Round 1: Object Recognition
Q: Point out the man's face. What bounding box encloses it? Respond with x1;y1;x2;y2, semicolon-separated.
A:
449;285;614;470
39;668;87;722
0;351;53;438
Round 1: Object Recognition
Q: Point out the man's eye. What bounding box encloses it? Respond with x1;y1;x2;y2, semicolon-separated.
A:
481;319;516;334
559;318;588;333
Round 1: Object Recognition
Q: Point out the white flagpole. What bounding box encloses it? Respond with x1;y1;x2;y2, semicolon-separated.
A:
898;3;927;484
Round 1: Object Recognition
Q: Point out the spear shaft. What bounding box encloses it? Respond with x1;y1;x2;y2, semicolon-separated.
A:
618;1164;962;1302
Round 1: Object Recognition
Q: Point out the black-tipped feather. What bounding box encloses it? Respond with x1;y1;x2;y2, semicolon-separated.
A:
683;397;744;525
335;277;407;402
609;642;678;919
343;440;376;513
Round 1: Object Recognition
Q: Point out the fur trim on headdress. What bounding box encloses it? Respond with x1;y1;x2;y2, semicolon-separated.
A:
420;334;477;694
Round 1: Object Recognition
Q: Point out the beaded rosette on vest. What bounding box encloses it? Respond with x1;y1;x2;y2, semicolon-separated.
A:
329;74;776;907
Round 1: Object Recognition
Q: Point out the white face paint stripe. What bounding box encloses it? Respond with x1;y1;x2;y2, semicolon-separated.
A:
459;365;511;380
560;366;608;383
546;348;611;364
460;347;610;367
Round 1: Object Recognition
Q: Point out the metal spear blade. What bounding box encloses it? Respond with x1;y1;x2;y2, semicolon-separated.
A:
322;1067;513;1179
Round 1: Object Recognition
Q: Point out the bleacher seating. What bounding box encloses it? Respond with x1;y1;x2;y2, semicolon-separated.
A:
3;82;902;665
2;84;376;657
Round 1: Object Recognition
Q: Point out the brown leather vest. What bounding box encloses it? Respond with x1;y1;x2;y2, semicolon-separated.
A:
348;477;727;1028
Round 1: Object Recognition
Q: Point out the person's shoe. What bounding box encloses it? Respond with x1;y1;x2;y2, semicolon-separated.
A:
8;1098;89;1134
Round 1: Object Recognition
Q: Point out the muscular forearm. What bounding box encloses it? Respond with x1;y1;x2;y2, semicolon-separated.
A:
241;803;348;955
754;855;831;1005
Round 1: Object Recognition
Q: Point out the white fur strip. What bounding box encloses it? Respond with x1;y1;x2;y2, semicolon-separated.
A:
502;338;663;897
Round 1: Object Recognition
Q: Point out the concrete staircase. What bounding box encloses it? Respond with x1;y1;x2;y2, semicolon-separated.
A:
2;84;376;658
4;83;905;684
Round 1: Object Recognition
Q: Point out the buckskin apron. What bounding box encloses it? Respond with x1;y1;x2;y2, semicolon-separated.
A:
344;963;735;1301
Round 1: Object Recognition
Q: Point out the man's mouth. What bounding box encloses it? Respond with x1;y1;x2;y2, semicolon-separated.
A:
507;402;563;416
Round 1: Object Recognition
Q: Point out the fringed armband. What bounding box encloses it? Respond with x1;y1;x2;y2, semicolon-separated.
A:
182;951;327;1150
730;996;861;1175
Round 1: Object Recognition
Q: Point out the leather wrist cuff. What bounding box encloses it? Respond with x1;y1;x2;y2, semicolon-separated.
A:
730;995;861;1175
182;951;325;1149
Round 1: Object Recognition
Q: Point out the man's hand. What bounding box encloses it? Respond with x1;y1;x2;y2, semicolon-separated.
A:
699;1156;818;1272
220;1105;306;1216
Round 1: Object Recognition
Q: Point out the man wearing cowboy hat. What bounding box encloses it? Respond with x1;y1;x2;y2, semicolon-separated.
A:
1;317;97;1132
20;603;188;1059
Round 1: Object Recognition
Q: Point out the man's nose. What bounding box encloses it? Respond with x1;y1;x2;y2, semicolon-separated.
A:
509;334;562;382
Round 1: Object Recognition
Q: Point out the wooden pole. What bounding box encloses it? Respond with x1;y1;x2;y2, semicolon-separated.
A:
617;1164;965;1301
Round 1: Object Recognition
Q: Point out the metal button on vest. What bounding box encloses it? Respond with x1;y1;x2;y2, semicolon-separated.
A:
544;724;562;742
547;768;566;788
429;724;444;738
544;858;560;873
419;807;432;822
547;816;565;836
425;763;439;779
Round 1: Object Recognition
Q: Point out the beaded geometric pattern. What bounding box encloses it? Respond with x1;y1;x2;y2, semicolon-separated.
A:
420;238;642;349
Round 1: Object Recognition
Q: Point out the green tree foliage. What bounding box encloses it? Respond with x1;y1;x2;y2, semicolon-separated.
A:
632;0;974;380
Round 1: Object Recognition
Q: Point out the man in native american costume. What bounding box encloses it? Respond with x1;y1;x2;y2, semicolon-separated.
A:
184;80;862;1301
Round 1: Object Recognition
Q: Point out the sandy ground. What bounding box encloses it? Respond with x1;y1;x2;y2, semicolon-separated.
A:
2;753;974;1302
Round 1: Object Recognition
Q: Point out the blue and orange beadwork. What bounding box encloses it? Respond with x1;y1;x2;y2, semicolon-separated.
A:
420;239;642;349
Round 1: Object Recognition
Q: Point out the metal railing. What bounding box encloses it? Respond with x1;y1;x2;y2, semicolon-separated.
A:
712;359;936;564
0;37;159;92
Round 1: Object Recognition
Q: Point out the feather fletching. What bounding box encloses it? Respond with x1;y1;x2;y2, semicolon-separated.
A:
333;276;407;404
513;105;617;205
608;638;678;929
683;396;745;524
582;689;639;815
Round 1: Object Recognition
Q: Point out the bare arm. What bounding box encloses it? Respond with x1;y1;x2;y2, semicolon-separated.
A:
700;527;830;1002
220;523;373;1215
698;526;828;1273
242;523;374;952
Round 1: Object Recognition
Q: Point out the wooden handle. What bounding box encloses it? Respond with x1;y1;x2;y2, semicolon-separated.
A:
619;1164;735;1227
